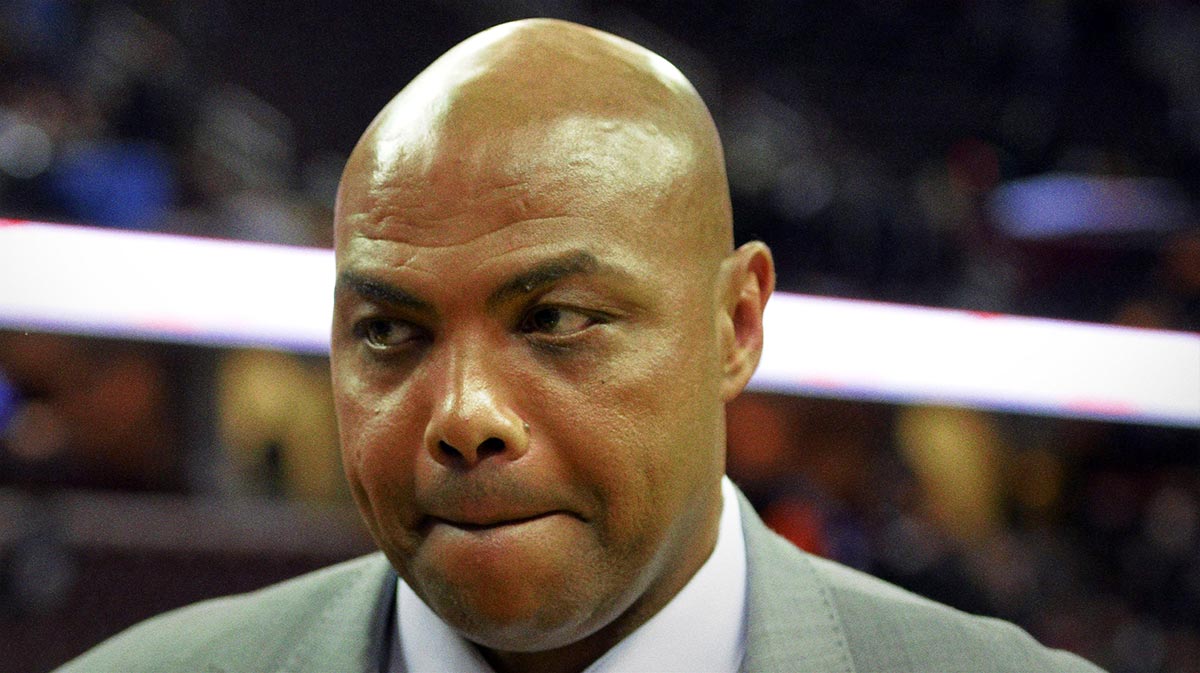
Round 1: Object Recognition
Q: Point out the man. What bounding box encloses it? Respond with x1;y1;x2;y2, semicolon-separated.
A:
60;18;1104;673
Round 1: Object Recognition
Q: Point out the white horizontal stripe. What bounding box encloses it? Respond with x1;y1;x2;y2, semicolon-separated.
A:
757;293;1200;428
1;220;1196;427
0;220;333;353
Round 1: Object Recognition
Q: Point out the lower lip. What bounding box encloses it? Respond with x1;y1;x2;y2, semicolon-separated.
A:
418;513;583;582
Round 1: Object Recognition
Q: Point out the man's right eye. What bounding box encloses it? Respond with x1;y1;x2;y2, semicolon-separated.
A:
354;318;424;351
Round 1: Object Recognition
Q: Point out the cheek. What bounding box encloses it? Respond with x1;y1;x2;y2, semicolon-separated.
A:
541;322;723;536
333;361;424;536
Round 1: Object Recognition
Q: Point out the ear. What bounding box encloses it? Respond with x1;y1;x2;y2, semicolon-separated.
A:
717;241;775;401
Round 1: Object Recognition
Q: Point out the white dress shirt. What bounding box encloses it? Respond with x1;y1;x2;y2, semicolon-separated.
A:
392;476;748;673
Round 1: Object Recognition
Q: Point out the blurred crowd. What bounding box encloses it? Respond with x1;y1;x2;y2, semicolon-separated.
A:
0;2;1198;672
0;1;341;497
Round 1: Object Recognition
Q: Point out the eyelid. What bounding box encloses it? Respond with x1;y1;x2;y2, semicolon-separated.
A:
520;303;611;339
352;315;429;352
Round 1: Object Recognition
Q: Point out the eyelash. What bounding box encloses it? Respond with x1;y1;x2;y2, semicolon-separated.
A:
518;304;606;337
352;317;428;352
350;304;609;355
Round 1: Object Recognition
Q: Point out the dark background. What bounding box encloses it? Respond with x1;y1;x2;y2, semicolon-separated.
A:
1;2;1198;672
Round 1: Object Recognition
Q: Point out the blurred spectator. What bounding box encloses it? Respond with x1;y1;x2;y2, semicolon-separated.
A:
0;333;184;492
216;349;343;502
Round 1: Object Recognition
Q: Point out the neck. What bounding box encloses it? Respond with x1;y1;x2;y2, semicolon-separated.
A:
477;629;625;673
476;573;692;673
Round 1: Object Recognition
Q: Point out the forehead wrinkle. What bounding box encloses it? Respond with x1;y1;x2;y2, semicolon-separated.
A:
355;161;584;239
348;211;580;253
342;232;599;298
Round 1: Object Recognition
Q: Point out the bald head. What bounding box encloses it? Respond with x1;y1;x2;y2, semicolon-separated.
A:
336;18;732;262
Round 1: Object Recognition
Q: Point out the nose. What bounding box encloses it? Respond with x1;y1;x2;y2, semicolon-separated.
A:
422;342;529;468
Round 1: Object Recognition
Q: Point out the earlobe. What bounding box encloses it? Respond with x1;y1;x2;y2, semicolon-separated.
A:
719;241;775;401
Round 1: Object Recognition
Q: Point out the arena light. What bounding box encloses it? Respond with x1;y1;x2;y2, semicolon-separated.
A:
988;173;1193;239
1;220;1197;428
0;219;333;353
756;294;1199;428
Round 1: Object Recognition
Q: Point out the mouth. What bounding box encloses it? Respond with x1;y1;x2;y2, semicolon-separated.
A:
422;510;580;535
416;510;585;571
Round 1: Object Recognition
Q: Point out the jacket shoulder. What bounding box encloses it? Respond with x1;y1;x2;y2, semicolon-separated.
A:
736;487;1105;673
55;553;394;673
805;552;1103;672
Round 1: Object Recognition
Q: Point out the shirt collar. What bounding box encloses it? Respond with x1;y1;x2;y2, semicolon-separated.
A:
394;476;748;673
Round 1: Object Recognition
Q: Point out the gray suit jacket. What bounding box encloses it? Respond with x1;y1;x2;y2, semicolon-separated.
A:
58;489;1104;672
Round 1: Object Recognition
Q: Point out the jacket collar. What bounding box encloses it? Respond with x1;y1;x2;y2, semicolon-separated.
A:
262;554;397;673
290;485;856;673
736;488;857;673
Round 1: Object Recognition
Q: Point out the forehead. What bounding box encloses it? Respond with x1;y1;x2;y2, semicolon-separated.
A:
337;115;695;254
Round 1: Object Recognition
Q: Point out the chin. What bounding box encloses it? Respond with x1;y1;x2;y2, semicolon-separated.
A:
413;571;612;653
444;592;595;651
392;516;630;649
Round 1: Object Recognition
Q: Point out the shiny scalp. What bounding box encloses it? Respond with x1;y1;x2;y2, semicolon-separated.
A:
334;18;733;263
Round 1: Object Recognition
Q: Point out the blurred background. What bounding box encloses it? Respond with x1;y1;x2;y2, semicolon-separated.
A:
1;1;1198;671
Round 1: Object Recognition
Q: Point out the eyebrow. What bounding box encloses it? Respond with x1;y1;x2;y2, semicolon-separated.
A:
335;251;612;313
487;251;601;307
335;272;432;312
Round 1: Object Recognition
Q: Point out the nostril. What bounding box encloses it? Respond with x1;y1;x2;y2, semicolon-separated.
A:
478;437;506;456
438;440;463;459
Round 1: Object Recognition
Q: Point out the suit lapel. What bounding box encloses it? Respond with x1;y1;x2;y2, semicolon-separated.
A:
736;488;858;673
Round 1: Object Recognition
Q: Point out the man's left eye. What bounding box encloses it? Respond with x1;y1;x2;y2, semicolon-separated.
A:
519;306;596;336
